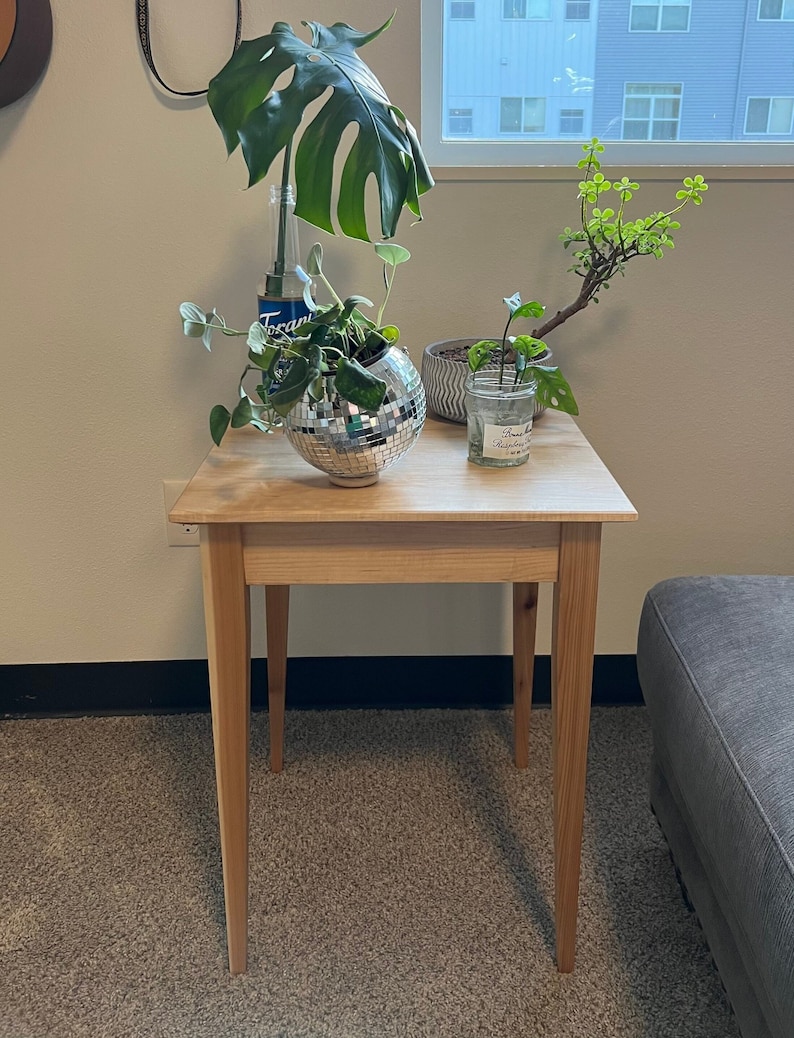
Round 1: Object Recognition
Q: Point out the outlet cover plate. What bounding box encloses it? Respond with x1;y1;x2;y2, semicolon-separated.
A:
162;480;199;546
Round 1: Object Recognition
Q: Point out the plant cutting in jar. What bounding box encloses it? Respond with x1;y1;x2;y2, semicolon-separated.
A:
179;242;411;446
466;293;579;415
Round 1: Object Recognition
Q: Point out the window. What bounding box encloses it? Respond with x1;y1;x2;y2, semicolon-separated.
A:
423;0;794;166
500;96;546;133
448;108;474;134
559;108;585;134
623;83;682;140
745;97;794;134
566;1;591;19
503;0;550;19
630;1;691;32
450;1;476;19
758;0;794;19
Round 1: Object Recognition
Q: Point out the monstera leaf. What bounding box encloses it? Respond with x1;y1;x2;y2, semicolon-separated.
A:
207;16;434;242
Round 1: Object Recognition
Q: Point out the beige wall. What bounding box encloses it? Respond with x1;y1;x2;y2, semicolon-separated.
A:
2;0;792;665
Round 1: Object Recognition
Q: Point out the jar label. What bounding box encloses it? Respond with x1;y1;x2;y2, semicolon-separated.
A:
482;421;533;459
257;297;313;337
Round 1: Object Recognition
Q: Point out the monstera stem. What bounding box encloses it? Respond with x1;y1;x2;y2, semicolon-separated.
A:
274;141;293;279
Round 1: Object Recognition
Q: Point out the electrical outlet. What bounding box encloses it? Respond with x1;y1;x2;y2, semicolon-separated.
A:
162;480;200;547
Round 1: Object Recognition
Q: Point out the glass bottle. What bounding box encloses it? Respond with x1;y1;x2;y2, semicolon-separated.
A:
257;184;314;336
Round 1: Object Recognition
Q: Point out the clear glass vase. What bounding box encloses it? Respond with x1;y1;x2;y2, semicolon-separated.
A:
464;371;538;468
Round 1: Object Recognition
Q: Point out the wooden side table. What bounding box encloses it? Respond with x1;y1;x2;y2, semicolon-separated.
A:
170;411;637;974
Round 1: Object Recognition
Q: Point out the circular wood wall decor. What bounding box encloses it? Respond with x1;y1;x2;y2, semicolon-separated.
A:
0;0;53;109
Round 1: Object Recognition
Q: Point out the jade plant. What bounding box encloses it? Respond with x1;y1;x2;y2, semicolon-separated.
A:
467;138;708;413
180;242;410;445
207;15;434;280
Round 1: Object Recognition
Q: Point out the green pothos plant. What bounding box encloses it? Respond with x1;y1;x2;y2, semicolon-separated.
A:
180;242;410;445
468;138;709;414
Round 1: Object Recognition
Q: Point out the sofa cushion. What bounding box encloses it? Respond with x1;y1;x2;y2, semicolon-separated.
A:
638;576;794;1038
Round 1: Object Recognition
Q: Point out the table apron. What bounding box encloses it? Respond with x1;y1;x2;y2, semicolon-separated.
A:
239;521;561;585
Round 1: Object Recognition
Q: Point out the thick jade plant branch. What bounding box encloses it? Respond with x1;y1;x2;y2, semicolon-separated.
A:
535;138;708;342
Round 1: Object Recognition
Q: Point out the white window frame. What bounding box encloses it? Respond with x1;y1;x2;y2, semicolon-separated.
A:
565;1;591;19
448;107;474;134
623;82;682;140
559;108;585;135
744;96;794;135
502;0;551;20
629;1;691;33
421;0;794;169
500;96;547;134
757;0;794;20
450;1;476;20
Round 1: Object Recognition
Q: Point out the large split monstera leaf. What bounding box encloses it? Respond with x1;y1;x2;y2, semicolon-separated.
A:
207;16;434;241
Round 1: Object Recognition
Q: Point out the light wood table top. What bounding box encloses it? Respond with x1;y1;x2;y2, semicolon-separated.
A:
170;411;637;526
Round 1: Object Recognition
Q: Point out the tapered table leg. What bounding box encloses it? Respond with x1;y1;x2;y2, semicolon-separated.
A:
551;522;602;973
265;585;290;774
513;582;539;769
200;524;251;975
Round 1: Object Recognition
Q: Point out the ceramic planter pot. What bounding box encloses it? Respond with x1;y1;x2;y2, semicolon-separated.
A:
421;338;551;424
284;345;426;488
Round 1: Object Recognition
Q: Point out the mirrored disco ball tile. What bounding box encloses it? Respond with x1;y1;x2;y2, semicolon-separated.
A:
284;347;427;480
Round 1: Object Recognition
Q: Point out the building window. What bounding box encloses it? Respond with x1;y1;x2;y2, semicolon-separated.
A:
758;0;794;19
630;1;691;31
500;97;546;133
503;0;551;19
559;108;585;134
566;1;591;19
745;97;794;134
450;1;476;19
623;83;682;139
448;108;474;134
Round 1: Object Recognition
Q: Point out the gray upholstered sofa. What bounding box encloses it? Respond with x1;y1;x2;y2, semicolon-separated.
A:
637;576;794;1038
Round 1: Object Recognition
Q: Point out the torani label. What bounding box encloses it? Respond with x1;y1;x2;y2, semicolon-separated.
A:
258;297;313;337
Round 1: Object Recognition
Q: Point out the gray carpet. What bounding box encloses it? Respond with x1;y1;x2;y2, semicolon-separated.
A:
0;707;739;1038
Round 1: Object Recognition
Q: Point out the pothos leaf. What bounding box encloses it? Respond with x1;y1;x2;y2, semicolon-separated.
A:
335;357;387;411
231;396;253;428
209;405;231;446
374;243;411;267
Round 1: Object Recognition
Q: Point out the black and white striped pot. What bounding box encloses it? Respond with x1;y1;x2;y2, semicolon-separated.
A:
421;338;551;424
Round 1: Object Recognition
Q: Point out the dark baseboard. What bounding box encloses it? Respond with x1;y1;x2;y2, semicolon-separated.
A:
0;655;641;717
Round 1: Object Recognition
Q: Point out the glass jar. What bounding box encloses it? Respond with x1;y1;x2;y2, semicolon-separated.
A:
464;371;538;468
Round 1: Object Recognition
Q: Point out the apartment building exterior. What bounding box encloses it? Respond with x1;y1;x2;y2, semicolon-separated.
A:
443;0;794;141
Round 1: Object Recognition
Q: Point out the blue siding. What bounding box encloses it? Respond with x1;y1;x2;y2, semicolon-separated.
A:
736;13;794;137
445;0;598;138
442;0;794;141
